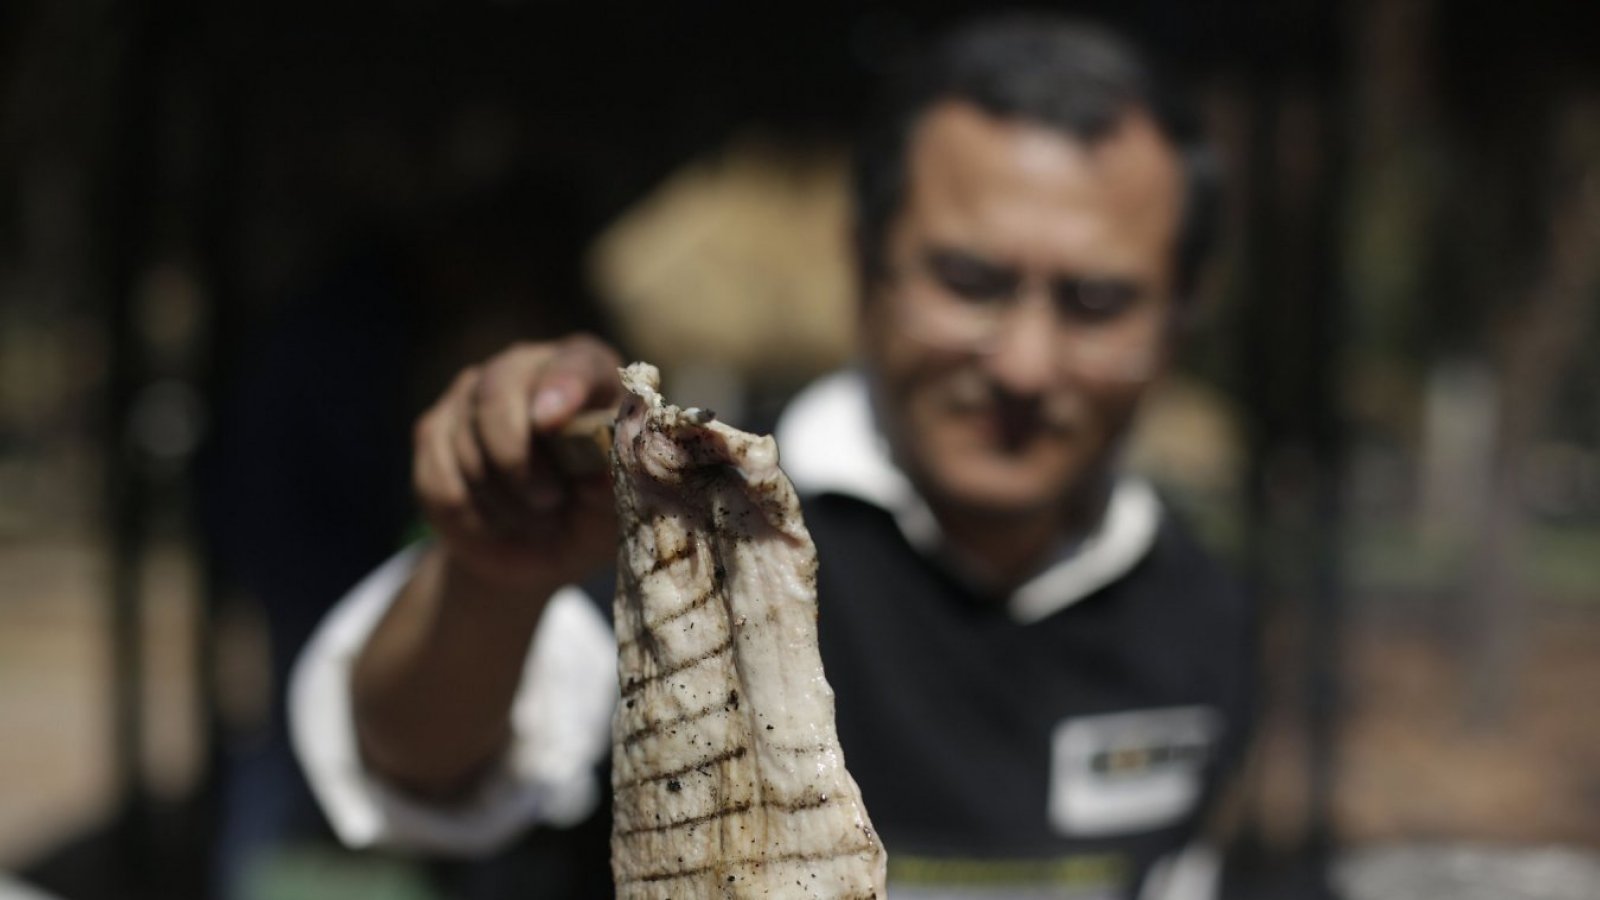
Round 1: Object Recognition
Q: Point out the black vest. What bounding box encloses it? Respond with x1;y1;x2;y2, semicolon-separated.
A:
445;492;1254;900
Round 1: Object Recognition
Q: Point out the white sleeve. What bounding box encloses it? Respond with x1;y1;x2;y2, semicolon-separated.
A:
287;543;618;856
1138;841;1222;900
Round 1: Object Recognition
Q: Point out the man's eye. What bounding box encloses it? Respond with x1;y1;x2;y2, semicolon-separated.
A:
928;253;1015;303
1055;279;1139;321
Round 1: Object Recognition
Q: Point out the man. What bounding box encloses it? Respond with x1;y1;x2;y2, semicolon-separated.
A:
291;15;1254;900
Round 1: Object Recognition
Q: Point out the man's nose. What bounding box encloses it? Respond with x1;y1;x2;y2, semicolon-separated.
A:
984;290;1058;394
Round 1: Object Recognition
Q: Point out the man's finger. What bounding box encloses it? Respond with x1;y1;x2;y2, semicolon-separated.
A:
416;411;465;505
416;424;492;541
415;369;479;506
473;347;554;489
529;334;623;430
451;389;488;486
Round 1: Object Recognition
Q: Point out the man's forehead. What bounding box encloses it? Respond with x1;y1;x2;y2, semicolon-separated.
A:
903;100;1185;246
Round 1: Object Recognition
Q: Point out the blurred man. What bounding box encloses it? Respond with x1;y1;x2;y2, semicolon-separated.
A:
291;15;1254;900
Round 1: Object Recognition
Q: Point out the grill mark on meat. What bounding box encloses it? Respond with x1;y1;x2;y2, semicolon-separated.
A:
614;794;841;838
638;584;718;636
613;801;754;837
618;690;737;744
768;793;835;812
612;745;748;791
619;845;882;885
613;548;727;650
618;635;733;698
765;743;833;755
646;543;695;575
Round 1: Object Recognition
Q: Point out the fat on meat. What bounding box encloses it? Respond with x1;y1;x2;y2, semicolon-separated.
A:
608;362;887;900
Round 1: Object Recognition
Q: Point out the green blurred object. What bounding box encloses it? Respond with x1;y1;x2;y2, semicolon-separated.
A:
1349;521;1600;603
241;845;438;900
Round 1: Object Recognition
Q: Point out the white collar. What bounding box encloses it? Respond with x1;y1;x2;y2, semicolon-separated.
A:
774;368;1162;623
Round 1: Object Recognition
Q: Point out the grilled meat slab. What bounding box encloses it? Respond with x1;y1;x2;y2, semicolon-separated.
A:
609;363;886;900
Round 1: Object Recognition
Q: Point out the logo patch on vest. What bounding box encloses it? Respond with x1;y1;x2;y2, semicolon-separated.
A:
1048;706;1220;837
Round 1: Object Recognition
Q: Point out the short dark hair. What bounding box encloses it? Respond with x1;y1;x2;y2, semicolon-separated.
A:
852;14;1220;301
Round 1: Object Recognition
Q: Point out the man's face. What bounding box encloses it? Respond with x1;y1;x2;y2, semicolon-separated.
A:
861;100;1185;518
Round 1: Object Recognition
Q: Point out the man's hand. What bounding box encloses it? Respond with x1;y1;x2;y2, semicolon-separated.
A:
412;333;623;595
352;334;623;801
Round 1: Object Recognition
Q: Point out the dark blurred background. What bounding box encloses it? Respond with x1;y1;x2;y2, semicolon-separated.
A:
2;1;1598;899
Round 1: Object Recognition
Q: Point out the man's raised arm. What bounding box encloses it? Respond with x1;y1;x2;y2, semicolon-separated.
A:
348;334;624;801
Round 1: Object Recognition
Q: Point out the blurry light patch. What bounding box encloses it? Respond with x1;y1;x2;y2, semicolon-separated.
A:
665;361;747;432
1419;359;1497;540
214;593;273;736
1523;441;1600;519
0;461;34;534
0;311;67;422
129;378;205;465
135;262;205;368
587;133;854;383
1125;376;1244;495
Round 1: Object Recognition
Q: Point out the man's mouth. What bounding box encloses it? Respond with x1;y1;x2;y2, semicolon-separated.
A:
938;369;1081;451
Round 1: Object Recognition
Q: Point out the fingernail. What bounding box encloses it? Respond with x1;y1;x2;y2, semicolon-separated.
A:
532;386;569;424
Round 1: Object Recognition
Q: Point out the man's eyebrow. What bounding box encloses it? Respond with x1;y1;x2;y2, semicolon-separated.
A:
1048;275;1148;309
923;245;1150;289
924;245;1014;269
1050;273;1144;287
